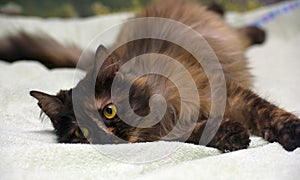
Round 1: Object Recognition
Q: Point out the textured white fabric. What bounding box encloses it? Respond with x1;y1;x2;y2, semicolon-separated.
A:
0;2;300;179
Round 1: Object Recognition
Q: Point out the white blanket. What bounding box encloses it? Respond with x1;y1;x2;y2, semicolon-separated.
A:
1;1;300;179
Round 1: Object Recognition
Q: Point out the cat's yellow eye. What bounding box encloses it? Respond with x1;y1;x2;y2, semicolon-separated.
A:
103;103;117;119
75;127;89;138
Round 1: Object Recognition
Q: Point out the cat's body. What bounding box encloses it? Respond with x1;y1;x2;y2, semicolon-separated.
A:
8;0;300;152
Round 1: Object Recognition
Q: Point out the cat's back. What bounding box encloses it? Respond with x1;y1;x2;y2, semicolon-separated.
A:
115;0;252;87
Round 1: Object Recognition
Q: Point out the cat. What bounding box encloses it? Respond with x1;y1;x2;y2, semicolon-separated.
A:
6;0;300;152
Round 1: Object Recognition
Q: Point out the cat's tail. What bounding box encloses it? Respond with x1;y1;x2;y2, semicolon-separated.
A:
0;32;92;70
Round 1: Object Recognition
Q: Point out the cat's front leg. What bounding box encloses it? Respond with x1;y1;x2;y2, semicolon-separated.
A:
262;112;300;151
187;120;250;152
227;82;300;151
208;121;250;152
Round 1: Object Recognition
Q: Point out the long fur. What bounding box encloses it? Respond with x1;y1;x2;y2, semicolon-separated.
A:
28;0;299;152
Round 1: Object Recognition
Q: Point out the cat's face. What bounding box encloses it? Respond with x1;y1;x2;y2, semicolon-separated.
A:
30;45;153;144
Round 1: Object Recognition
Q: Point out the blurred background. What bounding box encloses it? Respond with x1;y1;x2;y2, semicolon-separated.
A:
0;0;290;18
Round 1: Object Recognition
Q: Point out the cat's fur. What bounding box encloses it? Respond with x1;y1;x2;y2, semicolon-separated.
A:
13;0;300;152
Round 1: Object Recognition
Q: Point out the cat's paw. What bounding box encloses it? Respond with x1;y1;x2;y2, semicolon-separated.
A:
209;121;250;152
246;26;266;45
276;119;300;151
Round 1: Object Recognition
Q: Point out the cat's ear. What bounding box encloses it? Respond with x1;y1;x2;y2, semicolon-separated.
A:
30;91;63;119
94;45;119;79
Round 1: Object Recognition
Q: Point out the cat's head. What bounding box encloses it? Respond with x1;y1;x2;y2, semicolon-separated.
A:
30;45;154;144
